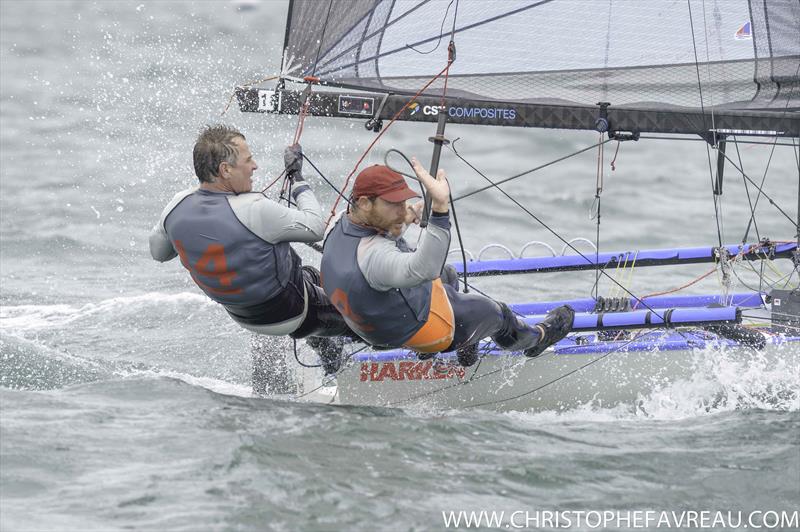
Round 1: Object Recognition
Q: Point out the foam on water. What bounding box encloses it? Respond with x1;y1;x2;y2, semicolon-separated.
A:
488;344;800;427
0;291;211;331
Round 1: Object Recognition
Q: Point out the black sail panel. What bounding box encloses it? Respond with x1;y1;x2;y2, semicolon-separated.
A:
280;0;799;135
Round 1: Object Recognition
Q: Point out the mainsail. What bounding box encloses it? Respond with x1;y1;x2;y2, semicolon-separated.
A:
255;0;800;135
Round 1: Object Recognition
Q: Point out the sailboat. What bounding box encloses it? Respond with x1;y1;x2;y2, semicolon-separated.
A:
237;0;799;411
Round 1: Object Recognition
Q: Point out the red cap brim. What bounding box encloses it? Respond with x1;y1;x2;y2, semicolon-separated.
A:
379;187;420;202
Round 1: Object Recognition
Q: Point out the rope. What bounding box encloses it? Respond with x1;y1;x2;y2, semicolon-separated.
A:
452;138;613;203
687;0;724;249
610;140;621;171
324;62;456;228
448;140;685;329
593;132;604;300
740;135;779;244
735;137;761;245
632;266;717;309
260;82;315;196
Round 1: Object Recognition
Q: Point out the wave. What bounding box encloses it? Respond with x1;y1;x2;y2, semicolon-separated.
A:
494;345;800;423
0;292;212;332
0;334;112;390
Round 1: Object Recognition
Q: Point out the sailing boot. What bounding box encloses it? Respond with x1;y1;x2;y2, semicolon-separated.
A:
456;343;479;367
305;336;345;375
524;305;575;358
493;302;541;351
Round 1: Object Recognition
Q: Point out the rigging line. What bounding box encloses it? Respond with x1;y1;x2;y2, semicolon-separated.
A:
792;136;800;248
740;135;778;244
301;154;353;209
293;338;321;368
718;148;798;230
310;0;335;78
324;62;454;228
631;265;717;309
740;314;800;328
405;0;454;55
439;0;459;108
687;0;724;249
699;0;717;134
463;331;684;410
447;143;691;333
639;136;798;147
736;261;787;293
388;318;725;408
452;139;613;203
260;84;314;194
260;168;288;194
734;137;761;244
293;344;370;400
594;133;604;300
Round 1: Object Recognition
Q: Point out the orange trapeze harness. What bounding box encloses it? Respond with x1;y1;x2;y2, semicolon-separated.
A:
402;278;455;353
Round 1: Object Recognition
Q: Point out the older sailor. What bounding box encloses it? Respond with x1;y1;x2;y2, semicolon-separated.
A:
320;160;574;366
149;125;353;391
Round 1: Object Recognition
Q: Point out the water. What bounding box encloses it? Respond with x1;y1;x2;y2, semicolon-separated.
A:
1;1;798;530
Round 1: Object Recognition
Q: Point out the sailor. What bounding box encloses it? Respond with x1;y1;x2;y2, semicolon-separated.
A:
320;160;574;366
149;125;354;392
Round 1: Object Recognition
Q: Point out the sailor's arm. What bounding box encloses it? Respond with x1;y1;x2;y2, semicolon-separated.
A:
359;213;451;290
149;224;176;262
229;187;325;244
148;188;196;262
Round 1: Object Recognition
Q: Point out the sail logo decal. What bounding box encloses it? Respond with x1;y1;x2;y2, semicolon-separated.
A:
422;104;516;121
734;21;751;40
408;102;420;115
359;361;466;382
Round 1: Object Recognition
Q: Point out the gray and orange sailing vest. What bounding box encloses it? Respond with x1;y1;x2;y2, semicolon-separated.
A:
321;215;434;347
163;189;303;324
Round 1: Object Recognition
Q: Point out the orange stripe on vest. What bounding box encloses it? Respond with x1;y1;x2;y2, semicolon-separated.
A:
403;279;455;353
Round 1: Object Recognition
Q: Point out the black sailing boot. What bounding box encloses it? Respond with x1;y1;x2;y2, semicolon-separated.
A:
493;302;541;351
305;336;345;375
524;305;575;358
456;343;479;367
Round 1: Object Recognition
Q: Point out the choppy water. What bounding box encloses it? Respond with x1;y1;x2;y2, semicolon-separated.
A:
1;1;799;531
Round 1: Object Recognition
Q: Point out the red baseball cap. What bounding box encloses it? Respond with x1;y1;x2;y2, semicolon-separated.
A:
352;165;420;203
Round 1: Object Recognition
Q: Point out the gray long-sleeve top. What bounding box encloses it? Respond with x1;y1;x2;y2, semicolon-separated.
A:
149;185;325;262
357;213;451;291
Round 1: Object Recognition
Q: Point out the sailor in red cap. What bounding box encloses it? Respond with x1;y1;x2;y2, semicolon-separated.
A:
321;159;573;365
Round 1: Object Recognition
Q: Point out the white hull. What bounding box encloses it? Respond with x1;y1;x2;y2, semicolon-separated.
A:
296;337;799;412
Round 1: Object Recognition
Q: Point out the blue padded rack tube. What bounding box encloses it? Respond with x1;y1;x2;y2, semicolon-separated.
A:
510;292;763;316
521;306;740;332
450;242;797;276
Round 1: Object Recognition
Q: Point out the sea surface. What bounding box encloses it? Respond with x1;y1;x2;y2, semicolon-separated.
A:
1;1;799;531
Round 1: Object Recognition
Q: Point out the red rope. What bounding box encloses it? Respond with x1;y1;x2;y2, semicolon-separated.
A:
261;83;314;194
630;243;764;310
324;62;455;228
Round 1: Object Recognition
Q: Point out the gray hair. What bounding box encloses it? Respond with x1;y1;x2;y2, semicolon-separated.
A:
193;125;245;183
